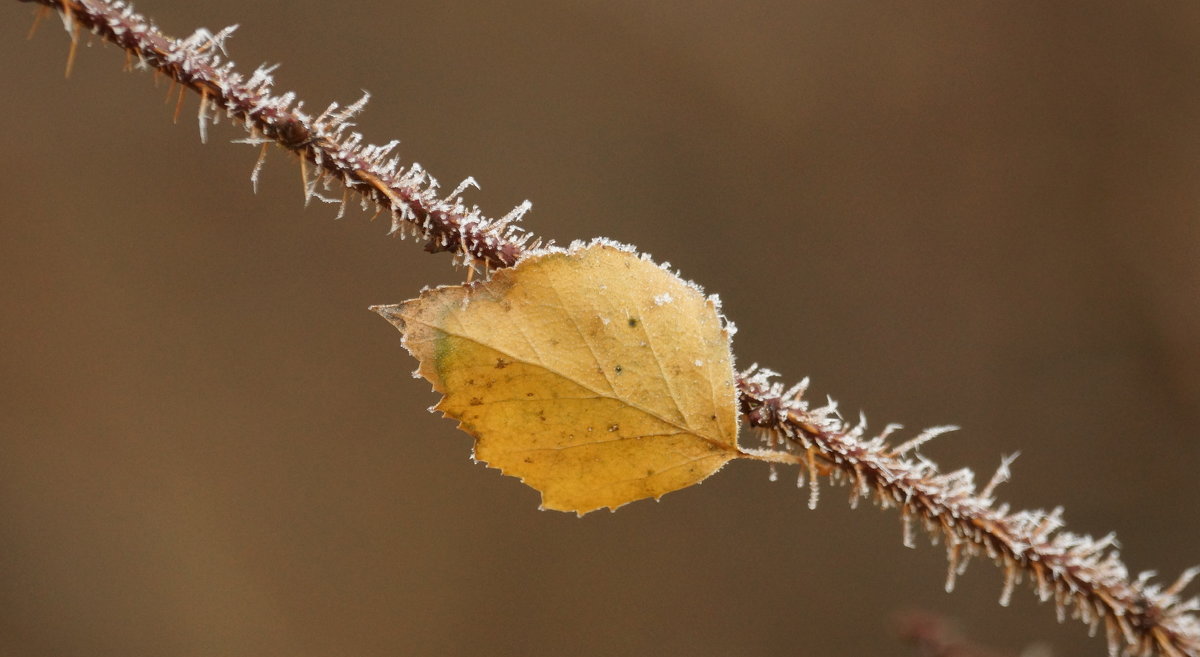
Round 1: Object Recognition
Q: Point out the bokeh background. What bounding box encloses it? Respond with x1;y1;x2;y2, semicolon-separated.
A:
2;2;1198;656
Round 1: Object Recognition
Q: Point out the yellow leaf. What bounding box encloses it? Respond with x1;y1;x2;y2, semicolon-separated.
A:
374;240;740;515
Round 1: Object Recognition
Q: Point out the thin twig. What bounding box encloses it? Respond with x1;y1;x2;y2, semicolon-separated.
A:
738;367;1200;657
14;1;1200;656
16;0;534;270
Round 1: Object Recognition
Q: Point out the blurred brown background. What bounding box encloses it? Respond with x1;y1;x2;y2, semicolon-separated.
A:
2;2;1198;656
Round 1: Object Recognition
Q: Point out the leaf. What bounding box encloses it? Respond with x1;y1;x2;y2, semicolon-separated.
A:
374;240;740;515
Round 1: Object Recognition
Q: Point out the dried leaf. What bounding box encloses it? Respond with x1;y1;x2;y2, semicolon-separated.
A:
374;240;740;514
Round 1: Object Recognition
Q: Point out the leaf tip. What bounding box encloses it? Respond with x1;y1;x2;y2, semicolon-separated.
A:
370;303;405;326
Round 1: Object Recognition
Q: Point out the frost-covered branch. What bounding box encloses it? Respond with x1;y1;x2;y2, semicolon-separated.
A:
17;0;535;270
739;367;1200;657
15;1;1200;656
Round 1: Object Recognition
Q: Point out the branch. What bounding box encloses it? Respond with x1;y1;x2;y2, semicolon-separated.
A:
739;367;1200;657
892;610;1019;657
18;0;534;270
16;1;1200;656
